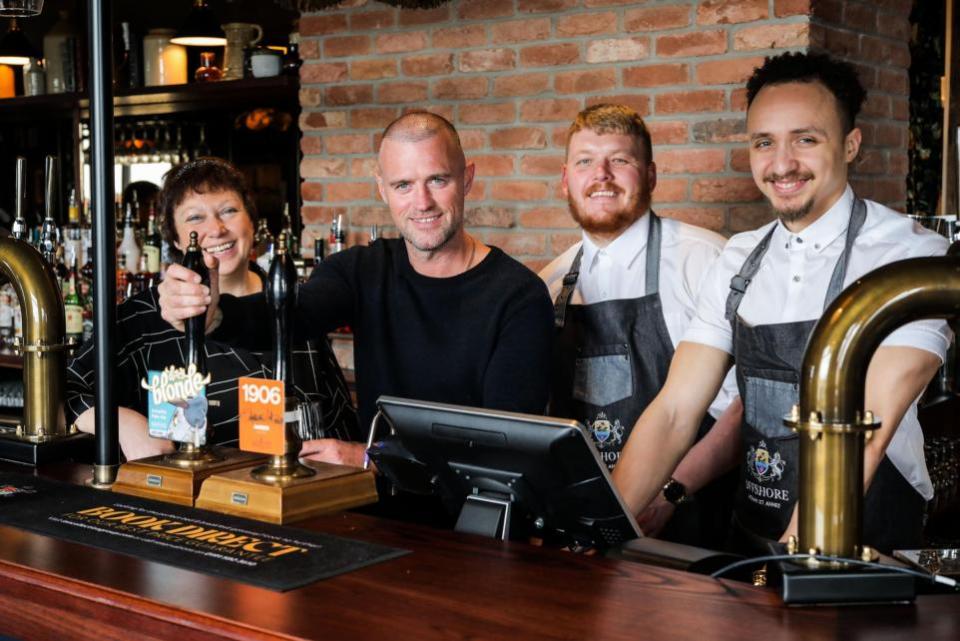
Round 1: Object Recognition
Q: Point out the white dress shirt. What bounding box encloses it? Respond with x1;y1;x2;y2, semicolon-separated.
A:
684;186;951;499
540;212;737;419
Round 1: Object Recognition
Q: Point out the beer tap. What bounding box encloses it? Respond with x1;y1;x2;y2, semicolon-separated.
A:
39;156;60;257
182;231;208;374
11;157;27;241
251;231;315;482
166;231;222;465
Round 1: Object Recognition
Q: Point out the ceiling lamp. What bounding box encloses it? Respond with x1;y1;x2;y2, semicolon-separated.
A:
0;18;39;66
171;0;226;47
0;0;43;18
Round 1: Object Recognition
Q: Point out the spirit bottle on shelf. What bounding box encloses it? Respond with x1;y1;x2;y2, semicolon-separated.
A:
142;208;162;275
116;254;131;304
118;202;141;276
254;218;275;274
65;187;83;268
63;260;84;345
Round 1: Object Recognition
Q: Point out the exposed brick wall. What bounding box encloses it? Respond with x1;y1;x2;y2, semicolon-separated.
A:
298;0;912;270
811;0;912;211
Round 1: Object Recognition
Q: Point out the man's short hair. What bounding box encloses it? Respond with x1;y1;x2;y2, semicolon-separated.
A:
380;110;464;160
745;52;866;134
566;104;653;163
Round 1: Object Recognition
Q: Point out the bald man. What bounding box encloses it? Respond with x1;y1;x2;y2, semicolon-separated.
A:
159;112;553;467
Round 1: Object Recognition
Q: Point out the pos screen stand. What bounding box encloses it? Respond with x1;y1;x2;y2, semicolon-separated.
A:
369;396;643;548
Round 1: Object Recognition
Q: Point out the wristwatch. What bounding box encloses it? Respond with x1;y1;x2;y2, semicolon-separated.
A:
662;478;690;505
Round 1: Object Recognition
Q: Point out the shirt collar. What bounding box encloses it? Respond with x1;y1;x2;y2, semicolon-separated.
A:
581;211;650;271
774;185;853;254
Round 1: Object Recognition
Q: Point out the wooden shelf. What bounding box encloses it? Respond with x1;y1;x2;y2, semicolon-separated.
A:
0;92;81;123
84;75;300;118
0;354;22;370
0;75;299;121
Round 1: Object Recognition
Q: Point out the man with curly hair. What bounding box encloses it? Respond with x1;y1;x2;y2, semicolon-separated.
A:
613;52;951;554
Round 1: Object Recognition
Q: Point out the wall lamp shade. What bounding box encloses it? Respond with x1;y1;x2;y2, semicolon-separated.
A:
0;18;39;66
171;0;226;47
0;0;43;18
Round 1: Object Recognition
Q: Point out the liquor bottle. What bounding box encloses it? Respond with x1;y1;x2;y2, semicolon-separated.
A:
63;260;84;345
119;202;141;276
254;218;275;274
280;203;298;256
80;198;93;251
313;237;324;264
116;254;130;304
131;251;158;296
181;231;209;372
80;246;94;343
79;245;94;302
194;52;222;83
328;214;345;255
142;208;162;275
11;157;27;241
116;22;141;90
114;200;124;239
64;187;83;267
130;190;142;244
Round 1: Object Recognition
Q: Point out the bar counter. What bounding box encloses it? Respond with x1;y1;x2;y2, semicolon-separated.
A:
0;463;956;641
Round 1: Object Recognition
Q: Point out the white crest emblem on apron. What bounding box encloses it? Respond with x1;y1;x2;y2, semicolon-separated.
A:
746;440;786;483
587;411;624;450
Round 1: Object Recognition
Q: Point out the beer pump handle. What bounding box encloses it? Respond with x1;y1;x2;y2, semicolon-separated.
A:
182;231;209;372
266;232;297;383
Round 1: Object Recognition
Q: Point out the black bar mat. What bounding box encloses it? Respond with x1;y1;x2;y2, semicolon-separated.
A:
0;473;407;591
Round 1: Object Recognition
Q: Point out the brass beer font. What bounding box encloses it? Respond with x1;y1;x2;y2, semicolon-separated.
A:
785;255;960;559
0;237;68;440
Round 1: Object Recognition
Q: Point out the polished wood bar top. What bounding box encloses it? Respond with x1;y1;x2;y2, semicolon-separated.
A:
0;463;957;641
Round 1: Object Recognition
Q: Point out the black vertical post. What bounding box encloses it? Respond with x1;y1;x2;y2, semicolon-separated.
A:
88;0;119;486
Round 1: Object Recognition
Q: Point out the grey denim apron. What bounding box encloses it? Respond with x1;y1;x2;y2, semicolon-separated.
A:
551;213;733;547
726;197;925;554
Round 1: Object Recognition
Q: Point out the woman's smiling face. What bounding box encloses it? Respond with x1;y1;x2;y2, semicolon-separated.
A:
173;188;254;278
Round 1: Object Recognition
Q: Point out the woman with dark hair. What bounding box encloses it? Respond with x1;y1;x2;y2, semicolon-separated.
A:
66;157;359;459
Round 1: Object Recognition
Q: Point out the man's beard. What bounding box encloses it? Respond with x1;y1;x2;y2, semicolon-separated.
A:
401;212;457;253
764;172;815;223
568;185;645;236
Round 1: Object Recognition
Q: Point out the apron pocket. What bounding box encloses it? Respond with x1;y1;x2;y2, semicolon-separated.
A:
572;345;633;407
744;376;798;439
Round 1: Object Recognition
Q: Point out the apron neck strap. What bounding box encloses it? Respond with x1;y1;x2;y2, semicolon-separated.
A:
645;212;662;296
725;195;868;323
553;212;661;329
823;196;867;308
553;246;584;329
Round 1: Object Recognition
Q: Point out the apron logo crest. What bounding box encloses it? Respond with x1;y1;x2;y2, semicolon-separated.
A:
747;440;785;483
587;412;624;450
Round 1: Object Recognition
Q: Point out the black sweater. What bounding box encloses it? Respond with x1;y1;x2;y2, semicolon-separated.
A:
217;239;554;430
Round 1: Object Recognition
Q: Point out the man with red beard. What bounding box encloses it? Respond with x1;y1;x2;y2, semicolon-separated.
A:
612;53;950;555
539;104;738;547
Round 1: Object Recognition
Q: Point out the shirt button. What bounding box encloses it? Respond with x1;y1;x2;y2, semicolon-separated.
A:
793;275;801;282
796;237;804;244
814;243;821;250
